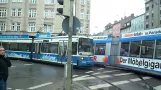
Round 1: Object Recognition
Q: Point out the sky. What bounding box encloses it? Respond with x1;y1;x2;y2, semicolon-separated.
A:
90;0;145;35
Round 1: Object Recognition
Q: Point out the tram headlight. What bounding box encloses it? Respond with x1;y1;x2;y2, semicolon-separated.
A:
80;57;84;60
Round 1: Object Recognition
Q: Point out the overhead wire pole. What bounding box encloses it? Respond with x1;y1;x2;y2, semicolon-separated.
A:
66;0;74;90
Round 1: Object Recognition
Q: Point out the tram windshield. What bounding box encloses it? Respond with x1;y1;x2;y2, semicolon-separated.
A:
78;38;93;56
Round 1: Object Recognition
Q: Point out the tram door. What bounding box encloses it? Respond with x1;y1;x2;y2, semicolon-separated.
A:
34;41;42;60
59;40;68;64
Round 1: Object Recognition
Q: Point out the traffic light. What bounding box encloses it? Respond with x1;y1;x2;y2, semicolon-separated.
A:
57;0;70;17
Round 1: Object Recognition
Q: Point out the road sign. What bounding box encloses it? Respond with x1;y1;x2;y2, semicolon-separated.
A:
62;16;81;34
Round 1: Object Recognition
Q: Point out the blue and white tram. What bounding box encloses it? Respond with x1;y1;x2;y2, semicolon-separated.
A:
0;34;94;67
0;34;32;59
33;36;94;67
93;38;112;65
118;28;161;75
92;28;161;76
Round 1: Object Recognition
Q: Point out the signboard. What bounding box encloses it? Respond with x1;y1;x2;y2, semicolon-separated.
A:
36;33;51;38
93;55;108;63
122;27;161;38
62;16;81;35
117;56;161;72
89;36;108;39
112;23;121;37
0;35;29;39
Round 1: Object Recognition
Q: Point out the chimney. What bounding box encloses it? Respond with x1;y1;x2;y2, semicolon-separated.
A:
131;13;135;18
114;20;117;24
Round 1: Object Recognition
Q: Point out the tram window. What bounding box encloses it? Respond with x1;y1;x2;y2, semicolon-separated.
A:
130;41;141;57
59;42;63;55
120;42;129;56
19;43;30;51
32;43;35;52
72;42;77;55
59;42;68;56
41;43;49;53
95;43;106;55
10;43;18;51
2;42;9;50
155;40;161;59
140;40;154;58
64;42;68;53
48;42;58;54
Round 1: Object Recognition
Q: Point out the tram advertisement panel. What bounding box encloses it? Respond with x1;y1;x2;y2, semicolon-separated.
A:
93;55;108;63
117;56;161;72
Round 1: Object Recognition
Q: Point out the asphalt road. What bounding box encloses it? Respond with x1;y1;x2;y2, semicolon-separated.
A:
7;60;161;90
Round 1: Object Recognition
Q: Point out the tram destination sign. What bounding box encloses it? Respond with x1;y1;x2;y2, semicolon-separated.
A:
0;35;29;39
122;28;161;38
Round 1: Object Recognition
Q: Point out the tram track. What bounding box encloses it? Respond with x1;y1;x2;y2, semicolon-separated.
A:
74;67;156;90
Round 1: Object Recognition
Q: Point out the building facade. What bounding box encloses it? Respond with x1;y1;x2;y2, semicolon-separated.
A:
103;23;112;36
76;0;91;35
0;0;91;36
120;14;135;34
145;0;160;30
131;13;145;32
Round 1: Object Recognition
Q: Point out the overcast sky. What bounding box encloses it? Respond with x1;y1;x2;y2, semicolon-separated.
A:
90;0;145;35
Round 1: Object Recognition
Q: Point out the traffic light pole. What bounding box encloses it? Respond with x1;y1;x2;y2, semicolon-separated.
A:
66;0;74;90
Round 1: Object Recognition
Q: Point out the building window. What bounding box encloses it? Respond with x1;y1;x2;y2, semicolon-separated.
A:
44;0;55;4
152;13;153;17
29;0;36;4
10;22;21;31
12;8;22;16
0;0;8;3
17;22;21;31
86;10;89;20
11;23;15;31
28;23;36;32
80;9;84;19
87;0;89;5
17;9;22;16
44;9;54;18
11;9;16;16
152;4;153;8
43;24;53;32
146;7;149;11
146;16;149;20
146;24;149;28
81;0;85;5
29;9;36;17
0;22;5;31
152;23;153;27
0;9;7;17
12;0;23;2
80;23;84;33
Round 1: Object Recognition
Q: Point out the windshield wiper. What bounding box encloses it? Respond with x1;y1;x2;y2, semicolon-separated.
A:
134;72;155;90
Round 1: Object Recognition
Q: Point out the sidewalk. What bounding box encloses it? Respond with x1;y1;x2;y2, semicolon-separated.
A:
52;80;90;90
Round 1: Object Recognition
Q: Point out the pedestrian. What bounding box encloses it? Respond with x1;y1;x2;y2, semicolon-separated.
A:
0;46;11;90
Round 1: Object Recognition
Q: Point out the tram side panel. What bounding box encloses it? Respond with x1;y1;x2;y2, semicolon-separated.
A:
93;39;112;65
